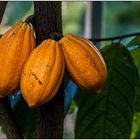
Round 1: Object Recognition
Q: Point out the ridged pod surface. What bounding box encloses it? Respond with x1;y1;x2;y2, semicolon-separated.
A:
20;39;65;108
0;20;35;97
59;34;107;93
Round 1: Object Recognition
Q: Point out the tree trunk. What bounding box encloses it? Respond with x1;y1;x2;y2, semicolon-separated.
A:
34;1;62;44
34;2;64;138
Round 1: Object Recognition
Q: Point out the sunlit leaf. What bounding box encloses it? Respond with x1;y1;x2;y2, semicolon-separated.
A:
129;46;140;112
131;113;140;138
127;36;140;47
130;46;140;81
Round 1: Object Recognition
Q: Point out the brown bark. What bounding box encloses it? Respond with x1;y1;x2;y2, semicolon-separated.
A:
0;98;23;138
34;2;64;138
34;1;62;45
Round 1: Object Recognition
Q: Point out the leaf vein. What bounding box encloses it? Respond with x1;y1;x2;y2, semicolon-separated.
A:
76;112;103;138
109;100;132;129
111;82;133;111
76;95;106;125
114;68;134;90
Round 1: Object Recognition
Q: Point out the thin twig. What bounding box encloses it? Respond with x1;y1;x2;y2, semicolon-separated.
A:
89;32;140;43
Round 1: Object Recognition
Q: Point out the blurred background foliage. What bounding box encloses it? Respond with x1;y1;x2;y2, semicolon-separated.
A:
103;2;140;37
0;1;140;139
1;1;140;36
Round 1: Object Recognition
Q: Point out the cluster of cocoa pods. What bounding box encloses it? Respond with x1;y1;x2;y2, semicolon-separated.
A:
0;20;107;108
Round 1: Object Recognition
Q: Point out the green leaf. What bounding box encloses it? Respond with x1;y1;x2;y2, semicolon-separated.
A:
68;100;78;114
134;86;140;112
13;95;37;138
131;113;140;138
130;46;140;82
130;46;140;112
127;36;140;47
75;43;137;139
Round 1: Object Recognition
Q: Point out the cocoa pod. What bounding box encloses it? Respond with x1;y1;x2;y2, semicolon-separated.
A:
0;20;35;97
20;39;65;108
59;34;107;93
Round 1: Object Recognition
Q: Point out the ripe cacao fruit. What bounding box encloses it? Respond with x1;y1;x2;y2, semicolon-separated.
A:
20;39;65;108
59;34;107;93
0;20;35;97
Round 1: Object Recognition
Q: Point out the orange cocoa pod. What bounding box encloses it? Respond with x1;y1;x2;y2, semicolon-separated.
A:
20;39;65;108
0;20;35;97
59;34;107;93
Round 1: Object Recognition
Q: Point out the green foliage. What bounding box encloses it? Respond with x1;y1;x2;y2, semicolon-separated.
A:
62;2;86;34
68;100;77;114
74;43;137;138
1;2;140;139
104;2;140;38
126;36;140;112
131;113;140;138
127;36;140;47
134;86;140;112
130;46;140;81
117;2;140;25
13;95;37;138
130;46;140;112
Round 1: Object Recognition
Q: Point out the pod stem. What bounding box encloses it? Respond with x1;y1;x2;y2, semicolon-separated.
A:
50;32;63;41
25;14;35;25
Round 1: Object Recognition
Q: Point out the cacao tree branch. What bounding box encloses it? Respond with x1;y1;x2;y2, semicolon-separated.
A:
90;32;140;43
34;2;64;138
